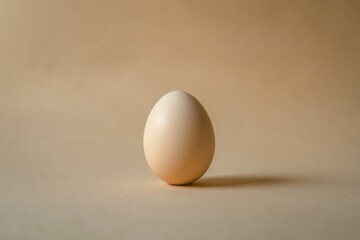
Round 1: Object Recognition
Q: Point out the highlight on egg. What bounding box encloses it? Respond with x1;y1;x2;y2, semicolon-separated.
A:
143;90;215;185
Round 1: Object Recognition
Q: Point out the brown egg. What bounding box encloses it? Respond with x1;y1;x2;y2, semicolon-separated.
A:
143;90;215;185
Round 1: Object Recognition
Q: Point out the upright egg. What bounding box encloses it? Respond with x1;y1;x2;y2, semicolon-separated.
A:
143;90;215;185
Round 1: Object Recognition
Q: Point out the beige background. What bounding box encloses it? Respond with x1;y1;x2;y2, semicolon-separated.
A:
1;0;360;239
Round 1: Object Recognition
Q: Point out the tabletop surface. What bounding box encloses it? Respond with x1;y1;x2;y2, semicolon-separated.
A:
1;1;360;239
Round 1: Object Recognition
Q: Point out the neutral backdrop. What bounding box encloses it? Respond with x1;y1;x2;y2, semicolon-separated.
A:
1;0;360;239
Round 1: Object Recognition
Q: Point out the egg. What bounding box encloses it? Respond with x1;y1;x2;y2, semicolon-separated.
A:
143;90;215;185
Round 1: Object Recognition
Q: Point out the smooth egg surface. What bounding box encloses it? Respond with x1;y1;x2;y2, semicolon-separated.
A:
143;90;215;185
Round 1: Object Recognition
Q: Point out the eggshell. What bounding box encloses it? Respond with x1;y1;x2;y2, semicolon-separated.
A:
143;90;215;185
